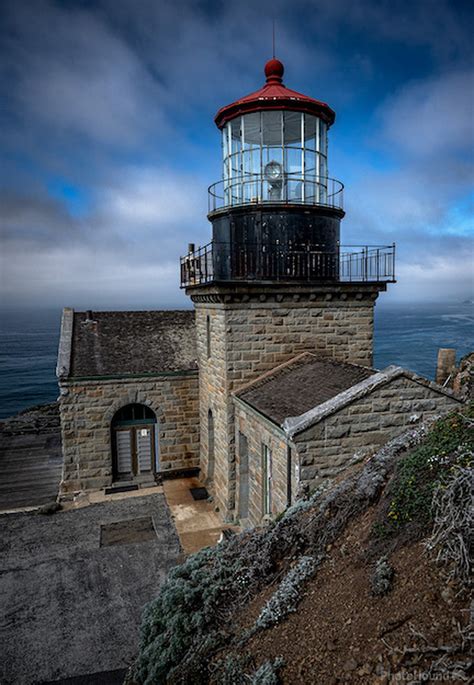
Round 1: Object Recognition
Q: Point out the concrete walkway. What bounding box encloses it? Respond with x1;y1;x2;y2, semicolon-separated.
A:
163;477;238;554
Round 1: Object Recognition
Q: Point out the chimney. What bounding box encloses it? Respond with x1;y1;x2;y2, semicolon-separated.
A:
436;348;456;386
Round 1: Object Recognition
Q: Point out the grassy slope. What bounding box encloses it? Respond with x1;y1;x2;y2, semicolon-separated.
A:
130;406;473;684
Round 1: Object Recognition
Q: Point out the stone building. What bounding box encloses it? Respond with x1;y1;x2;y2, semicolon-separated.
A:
57;310;199;495
57;58;463;520
233;354;461;526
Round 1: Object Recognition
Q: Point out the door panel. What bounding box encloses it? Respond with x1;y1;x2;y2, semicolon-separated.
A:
136;427;153;473
116;430;132;475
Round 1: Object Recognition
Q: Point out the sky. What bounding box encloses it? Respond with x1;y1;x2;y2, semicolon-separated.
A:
0;0;473;310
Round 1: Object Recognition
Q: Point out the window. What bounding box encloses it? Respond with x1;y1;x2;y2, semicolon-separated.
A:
207;409;215;480
238;432;249;519
206;314;211;358
261;443;272;516
112;403;155;424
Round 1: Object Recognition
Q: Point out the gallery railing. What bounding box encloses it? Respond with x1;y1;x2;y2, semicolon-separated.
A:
208;174;344;213
180;243;396;287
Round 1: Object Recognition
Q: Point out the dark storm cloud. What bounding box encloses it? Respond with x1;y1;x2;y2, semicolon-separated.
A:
0;0;472;307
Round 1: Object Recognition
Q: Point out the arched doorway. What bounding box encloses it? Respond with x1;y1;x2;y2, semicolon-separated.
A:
112;404;158;482
207;408;215;481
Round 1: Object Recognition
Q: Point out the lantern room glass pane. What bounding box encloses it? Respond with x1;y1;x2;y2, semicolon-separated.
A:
319;120;327;157
304;115;317;151
242;112;260;179
262;111;282;147
242;112;260;146
284;111;301;145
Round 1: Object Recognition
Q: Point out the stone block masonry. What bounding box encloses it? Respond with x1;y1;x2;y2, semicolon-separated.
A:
293;374;461;491
190;284;383;518
234;400;293;526
59;373;200;495
233;371;462;525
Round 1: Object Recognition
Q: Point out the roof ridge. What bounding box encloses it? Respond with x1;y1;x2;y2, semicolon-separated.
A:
283;366;404;436
282;365;463;437
235;352;316;397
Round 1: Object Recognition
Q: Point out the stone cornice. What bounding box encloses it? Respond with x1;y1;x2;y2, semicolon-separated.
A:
188;282;386;305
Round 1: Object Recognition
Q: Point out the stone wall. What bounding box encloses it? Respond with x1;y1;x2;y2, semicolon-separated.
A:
192;288;380;518
234;400;291;526
195;306;233;512
294;375;461;491
59;372;200;495
232;375;461;524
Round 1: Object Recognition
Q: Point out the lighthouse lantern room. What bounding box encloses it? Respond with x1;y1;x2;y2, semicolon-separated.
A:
181;58;395;287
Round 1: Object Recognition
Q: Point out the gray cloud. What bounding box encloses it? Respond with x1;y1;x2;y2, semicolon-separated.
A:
0;0;472;309
374;70;474;159
1;0;170;148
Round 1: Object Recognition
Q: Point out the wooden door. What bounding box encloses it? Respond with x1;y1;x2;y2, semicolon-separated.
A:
136;426;153;474
115;429;133;477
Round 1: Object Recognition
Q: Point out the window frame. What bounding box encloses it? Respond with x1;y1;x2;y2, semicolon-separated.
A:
261;442;272;516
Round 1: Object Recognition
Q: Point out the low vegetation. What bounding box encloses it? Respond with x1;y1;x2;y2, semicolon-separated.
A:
129;406;473;684
374;405;473;537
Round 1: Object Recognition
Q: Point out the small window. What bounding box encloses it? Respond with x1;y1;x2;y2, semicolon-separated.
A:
238;432;249;519
206;314;211;358
261;443;272;516
112;403;155;424
207;409;215;480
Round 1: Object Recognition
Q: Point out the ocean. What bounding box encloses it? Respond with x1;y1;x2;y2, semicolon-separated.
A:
0;303;472;420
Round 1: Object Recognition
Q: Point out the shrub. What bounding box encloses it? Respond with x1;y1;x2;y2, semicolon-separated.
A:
253;556;319;632
212;654;250;685
379;408;473;533
426;464;473;585
212;655;284;685
250;657;285;684
370;555;394;596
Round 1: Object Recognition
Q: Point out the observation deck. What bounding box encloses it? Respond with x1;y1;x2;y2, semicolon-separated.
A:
181;243;396;288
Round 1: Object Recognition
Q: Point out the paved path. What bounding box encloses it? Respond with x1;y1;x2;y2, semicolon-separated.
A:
0;493;181;684
163;477;239;553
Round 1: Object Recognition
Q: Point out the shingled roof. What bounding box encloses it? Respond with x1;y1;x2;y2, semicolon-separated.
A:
236;353;376;426
59;310;197;378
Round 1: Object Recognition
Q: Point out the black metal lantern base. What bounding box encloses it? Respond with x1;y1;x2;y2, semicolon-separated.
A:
210;204;343;283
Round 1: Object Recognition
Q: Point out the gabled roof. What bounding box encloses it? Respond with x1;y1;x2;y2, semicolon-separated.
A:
236;353;376;426
57;309;197;380
235;354;462;437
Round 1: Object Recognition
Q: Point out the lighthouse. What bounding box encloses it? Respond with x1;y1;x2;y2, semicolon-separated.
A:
181;58;395;518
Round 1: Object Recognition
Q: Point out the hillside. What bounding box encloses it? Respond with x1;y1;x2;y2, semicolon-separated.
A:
129;406;473;684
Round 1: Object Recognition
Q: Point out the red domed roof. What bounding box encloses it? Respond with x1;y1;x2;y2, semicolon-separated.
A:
215;58;336;129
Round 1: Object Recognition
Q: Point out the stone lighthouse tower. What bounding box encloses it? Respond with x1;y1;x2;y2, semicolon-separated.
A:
181;58;395;518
